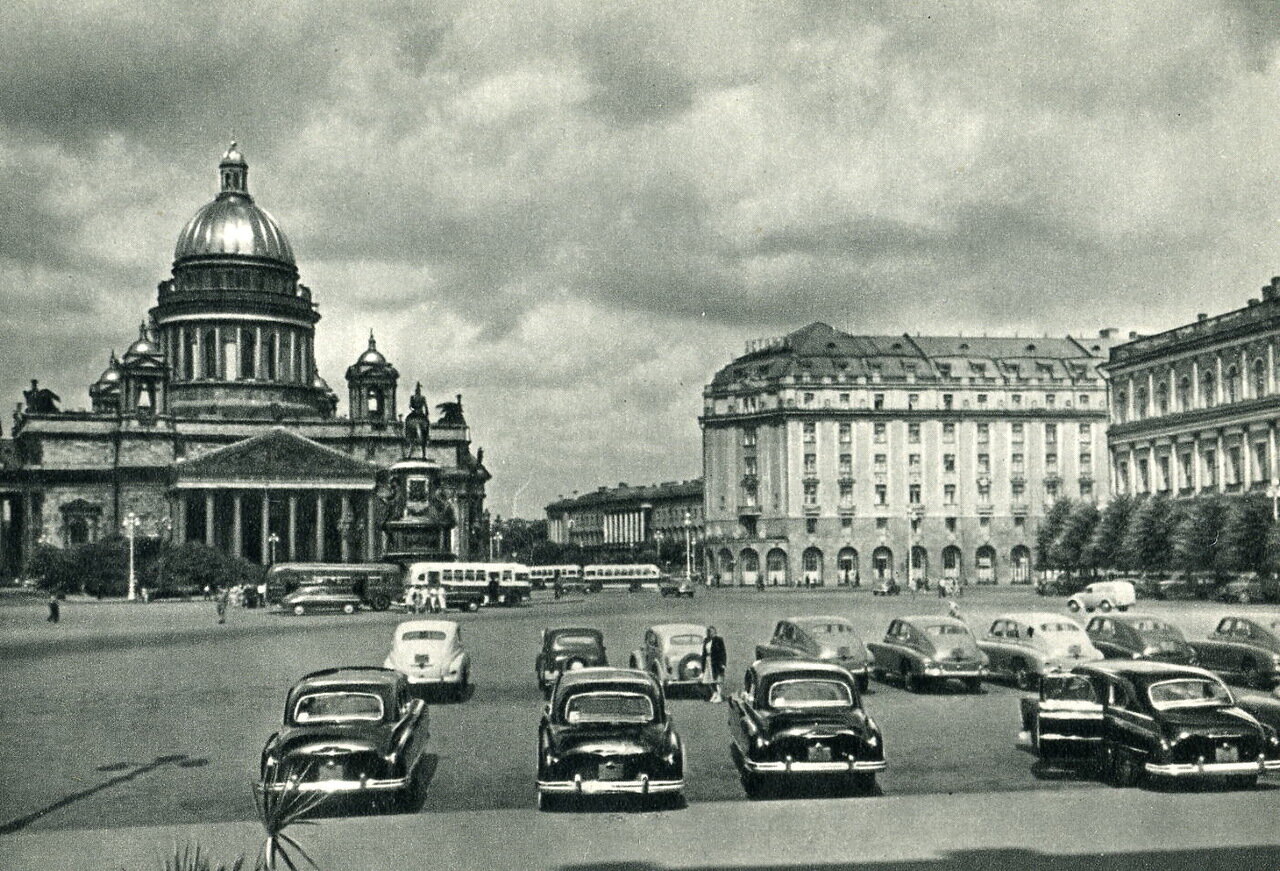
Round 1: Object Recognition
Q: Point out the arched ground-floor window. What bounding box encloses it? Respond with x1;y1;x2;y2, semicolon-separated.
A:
976;545;997;584
837;547;859;587
802;546;824;586
766;548;788;586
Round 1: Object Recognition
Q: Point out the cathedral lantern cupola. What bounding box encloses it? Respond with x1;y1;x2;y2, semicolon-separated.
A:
151;143;327;420
89;352;123;414
119;321;169;414
345;332;399;424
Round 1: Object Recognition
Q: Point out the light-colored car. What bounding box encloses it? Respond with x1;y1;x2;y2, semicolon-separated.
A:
1067;580;1136;614
977;611;1104;689
630;623;707;694
280;585;361;616
754;616;872;692
383;620;471;699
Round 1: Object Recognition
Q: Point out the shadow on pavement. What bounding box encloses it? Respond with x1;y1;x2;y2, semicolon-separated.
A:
0;753;205;835
555;846;1280;871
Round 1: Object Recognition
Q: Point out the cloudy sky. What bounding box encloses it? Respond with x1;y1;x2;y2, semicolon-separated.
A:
2;1;1279;516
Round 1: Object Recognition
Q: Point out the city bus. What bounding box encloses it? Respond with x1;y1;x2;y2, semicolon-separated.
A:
264;563;403;611
404;561;532;609
528;565;582;590
582;563;663;591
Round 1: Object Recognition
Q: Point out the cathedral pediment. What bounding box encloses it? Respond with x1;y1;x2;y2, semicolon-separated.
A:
173;427;378;485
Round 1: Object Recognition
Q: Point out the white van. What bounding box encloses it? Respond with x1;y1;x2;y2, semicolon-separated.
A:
1066;580;1136;614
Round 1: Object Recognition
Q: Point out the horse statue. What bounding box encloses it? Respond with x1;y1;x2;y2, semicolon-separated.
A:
404;382;430;459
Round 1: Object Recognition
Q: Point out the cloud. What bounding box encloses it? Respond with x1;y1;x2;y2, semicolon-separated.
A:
1;1;1279;512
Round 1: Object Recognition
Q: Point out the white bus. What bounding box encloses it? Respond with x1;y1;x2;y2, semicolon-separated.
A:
582;563;663;590
404;561;532;608
528;565;582;589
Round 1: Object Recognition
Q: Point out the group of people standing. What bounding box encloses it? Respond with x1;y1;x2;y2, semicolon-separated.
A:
407;584;448;614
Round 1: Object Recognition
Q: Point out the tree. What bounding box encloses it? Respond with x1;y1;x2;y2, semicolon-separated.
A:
1171;495;1228;576
1036;499;1073;570
1122;494;1176;574
1050;501;1100;577
1218;494;1271;575
1084;495;1135;572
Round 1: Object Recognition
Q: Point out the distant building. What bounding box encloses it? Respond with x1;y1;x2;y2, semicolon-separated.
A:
0;144;490;577
1103;279;1280;498
701;323;1121;587
545;480;703;561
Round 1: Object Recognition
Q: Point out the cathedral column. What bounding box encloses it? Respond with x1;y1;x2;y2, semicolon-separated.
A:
315;493;326;561
175;493;186;543
260;492;270;565
231;492;243;558
340;493;352;563
1191;359;1200;408
365;494;376;560
1192;435;1203;491
1269;342;1277;396
287;494;298;561
205;492;215;547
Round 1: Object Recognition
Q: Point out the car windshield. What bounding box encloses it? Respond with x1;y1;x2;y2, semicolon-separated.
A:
806;622;853;635
1132;620;1176;635
768;678;853;709
552;633;600;650
400;630;447;641
563;691;654;724
924;624;967;636
668;634;702;646
293;691;384;724
1148;679;1232;710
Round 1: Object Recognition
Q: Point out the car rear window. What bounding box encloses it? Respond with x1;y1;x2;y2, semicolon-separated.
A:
293;691;384;723
924;624;967;636
668;634;702;646
807;622;853;634
553;633;600;649
768;678;853;709
401;630;447;641
1132;619;1174;633
1148;679;1231;710
1039;622;1082;634
564;691;654;724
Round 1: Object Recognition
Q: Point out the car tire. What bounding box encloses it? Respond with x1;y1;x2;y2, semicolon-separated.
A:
1108;745;1141;788
1231;774;1259;790
965;677;983;694
1098;600;1112;613
1067;600;1080;613
293;604;305;616
537;790;560;812
468;601;479;612
902;664;921;693
456;669;469;701
1014;661;1035;692
850;772;876;794
370;594;391;611
857;674;870;694
342;603;356;615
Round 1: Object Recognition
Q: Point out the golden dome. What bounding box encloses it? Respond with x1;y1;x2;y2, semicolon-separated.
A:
173;143;295;265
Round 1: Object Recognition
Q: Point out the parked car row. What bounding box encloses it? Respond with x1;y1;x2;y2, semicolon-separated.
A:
1040;573;1280;604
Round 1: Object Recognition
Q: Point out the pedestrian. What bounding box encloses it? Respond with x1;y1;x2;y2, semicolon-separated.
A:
948;599;963;621
215;589;228;624
203;584;212;601
702;626;726;704
46;594;60;624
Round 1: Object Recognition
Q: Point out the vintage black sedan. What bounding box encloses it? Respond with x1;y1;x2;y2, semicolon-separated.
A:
728;660;885;796
259;667;429;809
1084;614;1197;665
867;615;988;693
535;627;608;693
1018;660;1280;788
1189;616;1280;689
536;667;684;810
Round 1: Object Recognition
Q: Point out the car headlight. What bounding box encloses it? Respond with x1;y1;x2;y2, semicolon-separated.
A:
920;658;935;668
866;733;879;748
754;734;769;751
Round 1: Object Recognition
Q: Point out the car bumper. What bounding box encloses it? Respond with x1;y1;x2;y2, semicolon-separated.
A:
742;757;886;775
1145;759;1280;776
404;673;461;685
261;775;410;794
923;666;988;679
537;774;684;795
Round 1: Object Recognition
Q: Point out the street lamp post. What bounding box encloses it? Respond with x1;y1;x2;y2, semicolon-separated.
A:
683;510;692;581
122;512;142;601
268;532;280;566
491;530;503;561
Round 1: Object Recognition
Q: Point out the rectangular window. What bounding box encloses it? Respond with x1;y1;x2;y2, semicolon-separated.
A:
1228;447;1243;485
908;423;921;444
1180;454;1193;488
1045;452;1057;470
804;453;817;477
945;517;957;533
742;427;757;447
908;393;919;409
943;453;956;472
980;516;991;529
908;453;921;468
803;480;819;506
1012;479;1025;499
839;481;853;507
839;453;853;478
977;393;988;407
1046;394;1056;408
943;422;956;443
1045;423;1057;446
841;516;853;530
839;422;852;443
839;392;850;405
1012;394;1022;407
1080;451;1092;470
874;423;887;443
806;517;818;534
978;480;991;501
1011;423;1024;444
873;393;885;410
944;484;956;504
977;423;990;445
977;453;990;475
1011;452;1024;474
1014;515;1026;528
1079;394;1090;407
943;393;953;410
803;392;815;406
744;456;758;477
1046;480;1060;500
1157;456;1171;491
876;517;888;530
803;422;816;444
1079;422;1091;440
875;484;887;505
1203;450;1217;486
874;453;887;471
1254;442;1270;482
1079;480;1093;499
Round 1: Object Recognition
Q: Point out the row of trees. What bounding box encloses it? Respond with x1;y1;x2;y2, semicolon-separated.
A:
1036;492;1280;578
26;537;265;597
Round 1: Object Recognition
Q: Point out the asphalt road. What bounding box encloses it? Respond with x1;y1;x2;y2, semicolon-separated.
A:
1;586;1277;835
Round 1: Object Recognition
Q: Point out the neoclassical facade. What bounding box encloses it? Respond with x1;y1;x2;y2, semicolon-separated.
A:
1103;280;1280;498
545;480;704;561
0;145;489;575
701;323;1119;587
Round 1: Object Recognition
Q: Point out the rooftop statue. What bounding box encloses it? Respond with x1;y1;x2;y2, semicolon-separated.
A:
23;380;60;414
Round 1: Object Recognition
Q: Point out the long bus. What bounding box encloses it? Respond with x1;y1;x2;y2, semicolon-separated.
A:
404;561;532;609
264;563;403;611
582;563;663;590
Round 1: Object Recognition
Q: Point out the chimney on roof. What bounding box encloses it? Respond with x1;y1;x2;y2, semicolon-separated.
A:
1129;331;1140;339
1264;280;1280;301
1098;328;1117;338
1248;298;1261;307
1197;313;1208;322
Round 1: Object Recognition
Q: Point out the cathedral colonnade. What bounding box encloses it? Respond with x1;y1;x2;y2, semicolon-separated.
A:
173;486;378;565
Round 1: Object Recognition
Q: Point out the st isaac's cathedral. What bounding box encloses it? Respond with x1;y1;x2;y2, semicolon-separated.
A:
0;145;490;574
